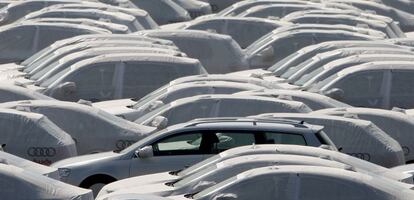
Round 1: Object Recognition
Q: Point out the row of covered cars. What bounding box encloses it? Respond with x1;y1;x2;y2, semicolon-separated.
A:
2;0;414;199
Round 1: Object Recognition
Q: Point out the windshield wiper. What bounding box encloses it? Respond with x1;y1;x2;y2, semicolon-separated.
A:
169;169;183;176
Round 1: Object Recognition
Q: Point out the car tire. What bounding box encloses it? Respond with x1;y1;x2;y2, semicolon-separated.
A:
80;175;116;197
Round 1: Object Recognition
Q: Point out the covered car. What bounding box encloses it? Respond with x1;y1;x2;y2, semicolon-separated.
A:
254;113;405;167
14;34;176;68
0;163;93;200
314;107;414;163
171;0;212;19
0;109;77;165
24;8;144;32
0;100;156;154
0;22;109;64
138;29;248;74
245;29;377;69
237;3;326;19
41;53;206;102
0;0;88;26
162;17;289;48
178;166;414;200
0;84;53;103
97;154;352;199
134;94;312;127
0;150;59;179
93;81;266;121
98;144;413;197
310;61;414;109
129;0;191;25
300;54;414;91
235;89;351;110
38;2;159;29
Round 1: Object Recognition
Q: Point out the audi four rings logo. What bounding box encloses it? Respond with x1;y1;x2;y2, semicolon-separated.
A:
27;147;56;157
115;140;136;150
348;153;371;161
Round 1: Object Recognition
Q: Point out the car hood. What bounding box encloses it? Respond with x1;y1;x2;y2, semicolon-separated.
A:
110;182;175;197
51;151;121;168
0;62;24;71
93;98;136;109
227;68;272;77
98;172;178;198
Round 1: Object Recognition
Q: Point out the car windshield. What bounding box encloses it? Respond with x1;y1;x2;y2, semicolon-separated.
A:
23;51;58;73
193;176;238;199
244;33;274;55
178;154;222;176
174;165;217;187
280;58;313;79
120;128;170;154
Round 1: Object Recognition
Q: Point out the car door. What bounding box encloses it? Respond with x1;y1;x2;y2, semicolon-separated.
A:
389;69;414;109
128;131;214;177
0;25;38;63
327;70;389;108
60;62;117;101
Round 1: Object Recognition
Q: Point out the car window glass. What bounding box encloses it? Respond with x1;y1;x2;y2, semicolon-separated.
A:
214;132;256;151
390;70;414;108
152;132;219;156
265;132;307;145
37;26;82;51
333;71;384;100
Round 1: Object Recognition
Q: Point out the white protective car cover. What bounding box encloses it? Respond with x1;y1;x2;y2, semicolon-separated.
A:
269;40;408;77
0;163;93;200
186;144;412;183
98;144;413;197
235;89;351;110
0;100;155;154
134;94;312;127
93;81;266;121
0;109;77;165
392;164;414;175
0;150;59;179
24;8;144;32
319;61;414;109
163;17;288;48
138;29;248;74
129;0;191;25
44;53;206;101
41;2;159;29
189;165;414;200
0;22;109;64
171;0;212;19
18;34;176;67
313;107;414;163
254;113;405;167
0;84;53;103
98;193;172;200
97;154;362;199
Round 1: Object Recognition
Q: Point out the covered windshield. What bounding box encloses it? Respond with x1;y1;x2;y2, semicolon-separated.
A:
132;87;168;109
39;67;70;87
267;52;299;72
306;74;339;92
174;165;217;187
193;176;238;199
178;154;222;176
294;67;325;86
21;46;52;66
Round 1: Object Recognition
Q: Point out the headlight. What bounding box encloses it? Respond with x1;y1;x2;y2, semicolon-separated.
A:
58;168;71;177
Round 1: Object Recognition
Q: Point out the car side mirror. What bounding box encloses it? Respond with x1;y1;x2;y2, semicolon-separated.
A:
58;82;77;95
135;146;153;159
213;193;238;200
150;116;169;130
324;88;344;100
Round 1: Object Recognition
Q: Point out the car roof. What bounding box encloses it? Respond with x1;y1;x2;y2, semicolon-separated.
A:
69;53;201;71
337;61;414;77
0;21;110;34
138;29;234;41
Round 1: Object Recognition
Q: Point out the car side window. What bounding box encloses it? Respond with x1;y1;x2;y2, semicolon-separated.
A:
264;132;307;145
37;26;82;51
214;132;256;152
298;175;372;200
390;70;414;108
66;63;116;102
152;132;219;156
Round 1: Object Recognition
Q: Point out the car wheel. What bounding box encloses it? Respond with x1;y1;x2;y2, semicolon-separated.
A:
80;175;116;197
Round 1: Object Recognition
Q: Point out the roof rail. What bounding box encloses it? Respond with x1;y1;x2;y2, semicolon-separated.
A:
184;117;308;128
